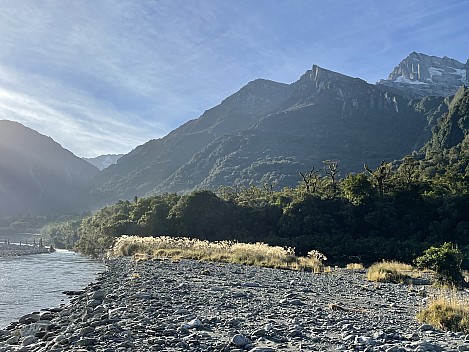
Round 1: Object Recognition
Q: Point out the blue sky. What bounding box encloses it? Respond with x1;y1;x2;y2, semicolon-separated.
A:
0;0;468;157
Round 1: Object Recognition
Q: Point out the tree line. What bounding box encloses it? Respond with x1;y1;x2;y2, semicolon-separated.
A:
42;153;469;267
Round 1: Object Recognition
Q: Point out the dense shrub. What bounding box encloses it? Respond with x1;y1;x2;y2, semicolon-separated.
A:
415;242;466;288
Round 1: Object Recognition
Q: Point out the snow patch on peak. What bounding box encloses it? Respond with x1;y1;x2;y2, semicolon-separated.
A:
452;68;467;84
379;53;469;98
394;76;428;85
428;67;443;79
84;154;123;170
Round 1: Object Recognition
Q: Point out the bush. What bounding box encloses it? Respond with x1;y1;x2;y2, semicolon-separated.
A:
417;298;469;333
367;261;413;283
415;242;466;288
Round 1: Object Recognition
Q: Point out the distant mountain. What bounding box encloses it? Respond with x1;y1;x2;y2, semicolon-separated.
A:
84;154;123;170
90;63;450;203
379;52;469;98
0;120;99;215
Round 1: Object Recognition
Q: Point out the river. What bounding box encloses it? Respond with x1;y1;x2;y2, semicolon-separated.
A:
0;249;104;329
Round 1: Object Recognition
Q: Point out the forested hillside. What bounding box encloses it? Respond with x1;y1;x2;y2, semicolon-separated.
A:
89;64;451;205
42;87;467;266
44;87;469;265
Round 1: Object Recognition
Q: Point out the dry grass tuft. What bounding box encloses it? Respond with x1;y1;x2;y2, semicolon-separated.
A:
346;263;364;270
109;235;327;272
418;297;469;333
367;261;415;283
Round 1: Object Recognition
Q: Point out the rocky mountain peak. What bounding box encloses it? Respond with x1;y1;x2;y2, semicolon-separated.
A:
298;65;358;86
379;52;468;98
290;64;369;102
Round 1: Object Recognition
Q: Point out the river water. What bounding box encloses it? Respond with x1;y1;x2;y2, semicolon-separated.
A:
0;249;104;328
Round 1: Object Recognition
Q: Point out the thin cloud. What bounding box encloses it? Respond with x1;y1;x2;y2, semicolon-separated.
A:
0;0;468;158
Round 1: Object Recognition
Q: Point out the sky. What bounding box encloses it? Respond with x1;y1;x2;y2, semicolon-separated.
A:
0;0;468;158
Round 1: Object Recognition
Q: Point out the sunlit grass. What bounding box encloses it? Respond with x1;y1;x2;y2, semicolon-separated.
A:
367;260;416;283
109;235;328;272
418;296;469;333
346;263;364;270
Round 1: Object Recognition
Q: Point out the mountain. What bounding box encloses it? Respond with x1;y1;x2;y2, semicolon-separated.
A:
154;66;449;193
91;63;450;202
424;85;469;153
84;154;124;170
0;120;99;215
379;52;469;99
90;79;292;201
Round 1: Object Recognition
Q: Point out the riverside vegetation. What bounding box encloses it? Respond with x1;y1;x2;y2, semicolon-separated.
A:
41;83;469;265
109;236;327;272
43;152;469;268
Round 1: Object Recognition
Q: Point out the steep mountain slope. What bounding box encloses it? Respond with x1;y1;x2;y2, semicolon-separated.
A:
90;79;292;201
424;85;469;153
155;66;449;193
379;52;469;98
91;62;451;201
0;120;99;215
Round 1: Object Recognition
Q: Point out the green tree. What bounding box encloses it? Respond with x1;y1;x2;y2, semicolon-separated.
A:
415;242;466;288
342;173;374;205
364;160;392;198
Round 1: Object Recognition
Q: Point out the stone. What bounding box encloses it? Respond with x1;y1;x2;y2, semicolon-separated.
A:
90;289;106;301
39;312;55;321
19;313;40;324
0;330;11;338
20;323;40;337
5;335;19;345
87;299;101;308
231;334;251;347
385;346;399;352
242;282;261;288
22;336;37;346
77;337;97;346
182;318;204;330
134;292;152;300
419;324;435;332
80;326;94;335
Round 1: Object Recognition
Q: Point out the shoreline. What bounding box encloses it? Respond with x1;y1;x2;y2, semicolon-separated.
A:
0;244;50;258
1;257;469;351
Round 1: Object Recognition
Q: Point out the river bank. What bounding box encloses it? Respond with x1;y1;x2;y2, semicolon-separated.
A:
0;244;50;257
1;257;469;351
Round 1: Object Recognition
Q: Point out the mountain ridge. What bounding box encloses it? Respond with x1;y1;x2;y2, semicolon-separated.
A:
0;120;99;215
1;53;465;214
89;59;453;203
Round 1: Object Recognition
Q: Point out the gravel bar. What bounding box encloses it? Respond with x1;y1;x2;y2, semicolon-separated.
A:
1;257;469;351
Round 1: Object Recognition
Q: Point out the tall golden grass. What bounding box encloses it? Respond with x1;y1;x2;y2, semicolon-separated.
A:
418;296;469;333
346;263;364;270
366;260;415;283
109;235;327;272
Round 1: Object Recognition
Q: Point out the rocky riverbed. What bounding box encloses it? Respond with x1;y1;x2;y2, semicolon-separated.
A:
1;257;469;352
